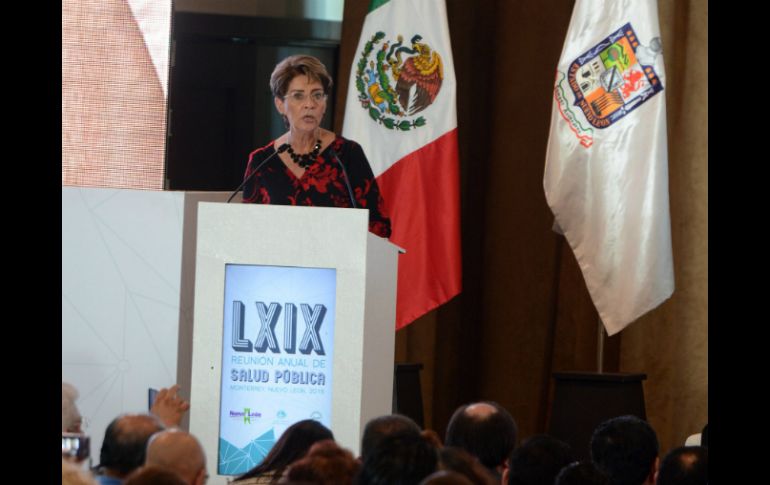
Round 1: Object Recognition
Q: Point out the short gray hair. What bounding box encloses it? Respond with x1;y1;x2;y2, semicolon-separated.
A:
269;55;333;99
62;382;81;432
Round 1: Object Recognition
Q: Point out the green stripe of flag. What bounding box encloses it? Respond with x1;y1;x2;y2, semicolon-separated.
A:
368;0;390;13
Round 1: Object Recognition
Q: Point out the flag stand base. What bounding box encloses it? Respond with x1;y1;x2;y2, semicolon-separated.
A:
547;371;647;461
393;363;425;428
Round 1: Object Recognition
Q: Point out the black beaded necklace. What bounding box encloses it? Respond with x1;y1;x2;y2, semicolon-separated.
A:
286;139;322;169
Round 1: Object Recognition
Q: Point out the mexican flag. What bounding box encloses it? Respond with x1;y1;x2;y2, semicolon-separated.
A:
342;0;461;329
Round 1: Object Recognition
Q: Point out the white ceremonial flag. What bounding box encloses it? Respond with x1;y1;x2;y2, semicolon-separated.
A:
543;0;674;335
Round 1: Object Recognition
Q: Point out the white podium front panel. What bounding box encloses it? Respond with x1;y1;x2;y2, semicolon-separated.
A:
190;203;397;483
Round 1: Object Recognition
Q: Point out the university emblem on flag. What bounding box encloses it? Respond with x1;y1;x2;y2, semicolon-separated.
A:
354;31;444;131
558;23;664;138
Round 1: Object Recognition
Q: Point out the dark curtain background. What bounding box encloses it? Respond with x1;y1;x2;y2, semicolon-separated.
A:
334;0;707;456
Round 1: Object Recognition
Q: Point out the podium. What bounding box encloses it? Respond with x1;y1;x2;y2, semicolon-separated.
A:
187;203;401;483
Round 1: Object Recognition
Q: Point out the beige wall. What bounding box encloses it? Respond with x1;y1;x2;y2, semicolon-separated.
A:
621;0;708;451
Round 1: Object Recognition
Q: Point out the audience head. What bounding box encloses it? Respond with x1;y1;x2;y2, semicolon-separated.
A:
656;446;707;485
555;462;609;485
437;446;498;485
419;470;475;485
234;419;334;481
590;415;659;485
124;465;189;485
699;424;708;448
445;401;518;476
283;439;360;485
62;382;83;433
505;434;574;485
356;431;438;485
146;429;207;485
98;413;165;478
62;458;98;485
421;429;445;449
361;414;422;461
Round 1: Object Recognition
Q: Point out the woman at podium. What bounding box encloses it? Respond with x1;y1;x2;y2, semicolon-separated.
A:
242;55;392;238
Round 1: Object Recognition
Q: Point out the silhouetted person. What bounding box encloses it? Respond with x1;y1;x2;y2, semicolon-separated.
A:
233;419;334;484
355;432;438;485
504;434;574;485
95;414;165;485
361;414;422;461
145;429;207;485
437;447;498;485
284;439;360;485
656;446;707;485
124;466;188;485
63;382;84;433
590;416;659;485
63;457;99;485
445;401;518;479
419;470;474;485
555;462;609;485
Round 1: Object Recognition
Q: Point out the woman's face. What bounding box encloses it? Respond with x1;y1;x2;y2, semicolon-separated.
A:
275;75;327;134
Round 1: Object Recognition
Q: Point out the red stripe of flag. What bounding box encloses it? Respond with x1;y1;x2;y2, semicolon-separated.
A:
377;128;462;329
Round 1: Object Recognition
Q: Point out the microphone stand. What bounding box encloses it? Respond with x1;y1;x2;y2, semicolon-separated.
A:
328;147;357;209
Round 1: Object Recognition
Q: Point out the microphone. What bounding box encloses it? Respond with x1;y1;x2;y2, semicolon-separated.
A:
227;143;290;203
328;147;357;209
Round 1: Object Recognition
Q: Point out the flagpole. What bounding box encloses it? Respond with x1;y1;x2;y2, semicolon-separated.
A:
538;232;564;432
596;319;604;373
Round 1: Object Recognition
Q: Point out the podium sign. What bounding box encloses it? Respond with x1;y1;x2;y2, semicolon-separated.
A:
218;264;336;474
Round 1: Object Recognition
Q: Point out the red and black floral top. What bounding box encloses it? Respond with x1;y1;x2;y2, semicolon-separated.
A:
242;136;392;238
